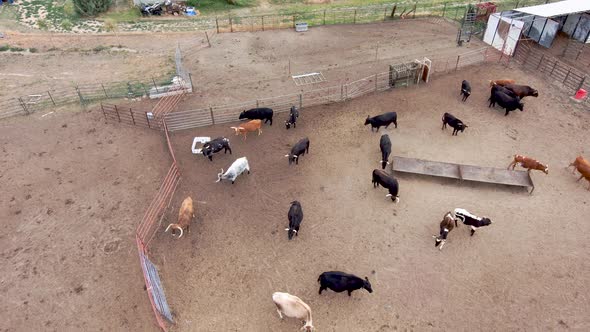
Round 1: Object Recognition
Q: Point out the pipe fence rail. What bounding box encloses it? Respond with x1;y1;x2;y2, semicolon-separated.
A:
513;40;590;101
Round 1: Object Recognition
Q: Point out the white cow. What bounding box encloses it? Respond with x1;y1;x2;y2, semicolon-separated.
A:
272;292;314;331
216;157;250;184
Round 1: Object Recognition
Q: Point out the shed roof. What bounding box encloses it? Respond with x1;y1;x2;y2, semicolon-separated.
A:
515;0;590;18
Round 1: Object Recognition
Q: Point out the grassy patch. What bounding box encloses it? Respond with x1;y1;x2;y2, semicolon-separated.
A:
102;7;141;22
188;0;258;15
0;45;10;52
92;45;110;52
29;47;39;53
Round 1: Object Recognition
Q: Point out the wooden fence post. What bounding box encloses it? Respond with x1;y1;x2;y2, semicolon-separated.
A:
413;4;416;19
101;83;109;98
230;17;233;33
390;5;396;18
442;3;447;18
114;105;121;122
455;55;461;70
323;10;326;25
262;16;264;31
130;108;136;125
210;107;215;125
47;91;56;106
353;10;357;24
375;74;378;91
205;31;211;47
216;18;220;34
299;94;302;109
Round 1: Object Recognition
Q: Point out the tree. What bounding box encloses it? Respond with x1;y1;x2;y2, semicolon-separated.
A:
72;0;112;16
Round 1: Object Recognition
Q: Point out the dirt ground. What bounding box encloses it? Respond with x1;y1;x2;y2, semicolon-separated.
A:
153;63;590;331
0;108;170;331
183;19;488;108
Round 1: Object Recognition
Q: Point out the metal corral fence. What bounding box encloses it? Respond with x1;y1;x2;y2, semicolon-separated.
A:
164;47;499;131
100;103;162;130
136;121;181;332
513;40;590;103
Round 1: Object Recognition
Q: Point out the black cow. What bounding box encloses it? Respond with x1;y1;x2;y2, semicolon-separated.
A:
365;112;397;132
201;137;232;161
285;106;299;129
371;169;399;202
285;201;303;240
441;113;468;136
454;208;493;236
489;90;524;116
285;137;310;165
504;84;539;98
460;80;471;102
239;107;274;125
318;271;373;296
489;85;517;106
379;134;392;170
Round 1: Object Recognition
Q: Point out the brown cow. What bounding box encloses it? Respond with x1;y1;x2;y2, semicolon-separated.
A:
568;156;590;174
230;119;262;140
573;162;590;190
165;197;194;239
507;154;549;174
489;79;516;87
504;84;539;98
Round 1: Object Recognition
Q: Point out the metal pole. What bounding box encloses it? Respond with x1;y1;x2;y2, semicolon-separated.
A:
145;112;151;128
288;59;291;75
391;5;396;18
550;61;558;76
412;4;416;19
571;15;583;40
114;105;121;122
341;84;344;100
299;94;302;109
230;17;233;33
47;91;56;106
455;55;460;70
577;76;586;91
189;73;194;91
354;10;357;24
101;103;107;121
152;78;159;93
442;3;447;18
323;10;326;25
563;69;571;84
75;86;84;105
18;97;29;114
262;16;264;31
538;18;549;43
130;108;136;125
537;54;545;70
205;31;211;47
216;18;219;34
142;83;149;97
210;107;215;125
375;74;378;91
101;83;109;98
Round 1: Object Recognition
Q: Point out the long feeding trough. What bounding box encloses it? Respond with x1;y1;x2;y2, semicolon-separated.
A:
392;156;535;193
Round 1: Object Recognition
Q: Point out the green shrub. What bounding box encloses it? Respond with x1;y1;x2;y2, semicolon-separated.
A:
61;19;74;30
0;45;9;52
29;48;39;53
72;0;112;16
93;45;109;52
9;46;25;52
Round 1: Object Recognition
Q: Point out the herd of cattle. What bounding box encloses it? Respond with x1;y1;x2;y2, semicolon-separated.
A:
162;79;590;330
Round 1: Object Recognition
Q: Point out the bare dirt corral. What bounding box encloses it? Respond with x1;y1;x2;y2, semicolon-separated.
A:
152;63;590;331
0;109;169;331
184;19;487;108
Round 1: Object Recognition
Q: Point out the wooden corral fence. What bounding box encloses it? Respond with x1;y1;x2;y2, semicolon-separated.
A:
163;47;497;132
136;121;181;331
513;40;590;98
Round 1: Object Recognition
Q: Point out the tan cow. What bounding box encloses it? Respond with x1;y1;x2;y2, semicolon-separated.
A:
508;154;549;174
230;120;262;140
489;79;516;87
272;292;314;331
568;156;590;175
165;197;194;239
